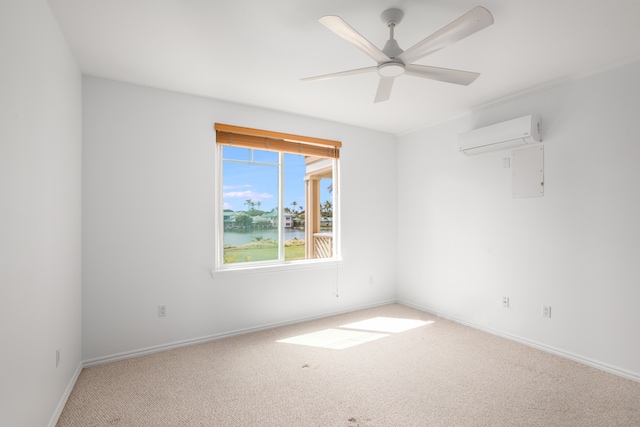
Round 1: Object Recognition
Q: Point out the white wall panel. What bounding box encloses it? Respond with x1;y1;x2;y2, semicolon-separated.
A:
82;77;397;362
397;60;640;380
0;1;82;425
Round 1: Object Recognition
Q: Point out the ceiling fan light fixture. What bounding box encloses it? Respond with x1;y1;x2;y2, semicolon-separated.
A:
378;62;405;77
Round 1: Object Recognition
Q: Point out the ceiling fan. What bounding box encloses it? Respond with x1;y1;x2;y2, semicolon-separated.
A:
302;7;494;103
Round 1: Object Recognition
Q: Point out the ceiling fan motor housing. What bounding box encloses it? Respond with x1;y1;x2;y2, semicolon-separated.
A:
382;38;403;59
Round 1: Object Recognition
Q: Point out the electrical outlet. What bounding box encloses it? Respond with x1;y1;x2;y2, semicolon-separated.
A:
502;296;509;308
56;349;60;367
542;305;552;318
158;305;167;317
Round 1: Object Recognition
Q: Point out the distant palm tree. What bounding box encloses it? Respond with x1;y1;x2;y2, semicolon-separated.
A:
321;200;333;217
244;199;254;212
290;201;298;214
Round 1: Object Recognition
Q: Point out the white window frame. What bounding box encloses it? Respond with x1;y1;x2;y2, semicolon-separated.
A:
214;144;340;272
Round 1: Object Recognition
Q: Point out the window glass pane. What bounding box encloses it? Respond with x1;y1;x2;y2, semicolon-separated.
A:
222;146;250;161
222;147;279;264
283;153;306;261
253;150;278;163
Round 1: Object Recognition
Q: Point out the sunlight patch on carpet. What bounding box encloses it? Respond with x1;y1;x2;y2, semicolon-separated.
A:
340;317;433;333
277;328;388;349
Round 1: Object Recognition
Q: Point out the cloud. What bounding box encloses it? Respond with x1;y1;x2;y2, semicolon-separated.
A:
223;190;274;201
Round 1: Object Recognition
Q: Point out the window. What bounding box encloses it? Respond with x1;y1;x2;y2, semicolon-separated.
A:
215;124;340;269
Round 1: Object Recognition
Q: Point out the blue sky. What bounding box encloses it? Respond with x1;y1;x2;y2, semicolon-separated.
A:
222;147;331;212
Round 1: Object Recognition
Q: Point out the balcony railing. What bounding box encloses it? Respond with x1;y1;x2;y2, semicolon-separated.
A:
313;232;333;258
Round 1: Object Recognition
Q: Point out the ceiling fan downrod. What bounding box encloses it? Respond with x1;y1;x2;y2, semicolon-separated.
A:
379;8;405;76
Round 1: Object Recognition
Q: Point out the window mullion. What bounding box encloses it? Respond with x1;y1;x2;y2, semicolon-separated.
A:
331;158;339;259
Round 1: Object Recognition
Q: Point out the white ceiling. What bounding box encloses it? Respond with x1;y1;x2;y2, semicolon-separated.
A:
47;0;640;135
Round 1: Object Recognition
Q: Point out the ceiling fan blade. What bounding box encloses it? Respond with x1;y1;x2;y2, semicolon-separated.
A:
319;16;390;63
405;64;480;85
374;77;395;103
301;66;377;82
397;6;494;64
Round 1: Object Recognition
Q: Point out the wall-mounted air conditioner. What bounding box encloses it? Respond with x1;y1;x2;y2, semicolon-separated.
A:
458;115;541;155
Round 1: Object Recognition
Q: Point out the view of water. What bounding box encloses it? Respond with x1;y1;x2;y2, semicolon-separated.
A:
224;228;307;246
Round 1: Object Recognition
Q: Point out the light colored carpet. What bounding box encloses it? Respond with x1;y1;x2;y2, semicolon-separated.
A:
57;304;640;426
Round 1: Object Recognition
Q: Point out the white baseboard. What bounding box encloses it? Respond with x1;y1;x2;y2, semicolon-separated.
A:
52;297;637;427
397;299;640;383
83;299;397;367
47;361;83;427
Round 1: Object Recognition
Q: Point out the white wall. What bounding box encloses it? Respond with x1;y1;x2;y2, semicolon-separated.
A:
82;76;397;362
397;61;640;380
0;1;82;426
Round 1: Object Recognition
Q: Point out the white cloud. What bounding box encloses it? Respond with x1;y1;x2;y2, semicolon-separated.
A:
223;184;252;190
223;190;273;201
